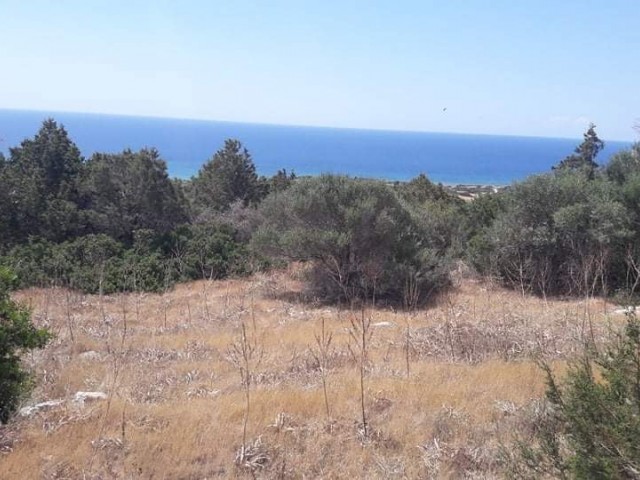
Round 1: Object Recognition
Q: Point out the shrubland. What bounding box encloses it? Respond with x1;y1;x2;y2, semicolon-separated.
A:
2;119;640;477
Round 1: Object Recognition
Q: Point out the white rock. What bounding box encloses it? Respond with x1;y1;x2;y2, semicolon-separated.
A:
78;351;102;361
613;306;636;315
73;391;107;406
372;321;394;328
19;399;64;417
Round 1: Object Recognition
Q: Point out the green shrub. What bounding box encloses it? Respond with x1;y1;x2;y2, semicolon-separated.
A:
0;267;51;423
516;313;640;479
253;175;450;306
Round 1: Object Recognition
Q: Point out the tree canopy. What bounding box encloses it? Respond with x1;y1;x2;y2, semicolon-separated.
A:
1;119;84;244
553;123;604;176
253;175;450;305
82;148;188;243
193;139;265;213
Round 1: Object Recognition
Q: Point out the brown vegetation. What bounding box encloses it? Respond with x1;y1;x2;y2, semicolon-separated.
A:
0;265;622;479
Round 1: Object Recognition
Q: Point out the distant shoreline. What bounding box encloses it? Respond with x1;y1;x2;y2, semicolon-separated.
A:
1;109;632;184
444;183;508;199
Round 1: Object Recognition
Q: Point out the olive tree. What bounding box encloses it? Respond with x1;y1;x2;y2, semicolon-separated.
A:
253;175;450;305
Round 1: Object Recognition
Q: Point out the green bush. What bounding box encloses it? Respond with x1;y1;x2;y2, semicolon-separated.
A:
253;175;450;306
164;223;252;281
0;267;51;423
470;171;632;297
515;313;640;479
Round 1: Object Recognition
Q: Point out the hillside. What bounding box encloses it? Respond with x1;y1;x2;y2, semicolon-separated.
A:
0;266;622;479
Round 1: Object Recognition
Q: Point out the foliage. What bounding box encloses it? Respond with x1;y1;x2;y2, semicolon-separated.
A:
0;267;51;423
253;175;450;305
193;139;265;214
471;171;633;297
164;223;251;281
606;143;640;184
553;123;604;177
82;148;188;243
1;119;84;244
516;313;640;479
1;225;250;294
396;173;460;205
268;168;296;195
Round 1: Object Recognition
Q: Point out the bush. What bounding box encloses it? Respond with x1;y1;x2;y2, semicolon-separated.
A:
0;267;51;423
470;172;632;297
516;313;640;478
253;175;450;306
165;223;252;281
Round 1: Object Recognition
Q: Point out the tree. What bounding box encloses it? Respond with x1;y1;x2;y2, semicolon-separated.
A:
253;175;450;305
268;168;296;195
0;267;51;423
0;155;10;251
606;143;640;185
397;173;459;205
553;123;604;177
193;139;264;213
1;119;84;244
82;148;188;243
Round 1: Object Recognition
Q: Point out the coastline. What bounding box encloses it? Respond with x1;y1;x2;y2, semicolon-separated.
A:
444;183;508;200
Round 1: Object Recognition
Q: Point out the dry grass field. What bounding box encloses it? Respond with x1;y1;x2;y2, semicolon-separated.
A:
0;265;624;479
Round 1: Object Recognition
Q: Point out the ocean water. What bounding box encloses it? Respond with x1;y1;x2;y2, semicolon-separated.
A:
0;109;632;185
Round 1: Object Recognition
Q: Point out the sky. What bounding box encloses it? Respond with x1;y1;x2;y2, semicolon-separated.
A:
1;0;639;140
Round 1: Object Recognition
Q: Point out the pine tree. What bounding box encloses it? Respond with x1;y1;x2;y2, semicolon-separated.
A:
2;119;85;243
553;123;604;177
193;139;262;213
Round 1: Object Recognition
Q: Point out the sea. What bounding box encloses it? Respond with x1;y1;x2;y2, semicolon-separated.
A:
0;109;632;185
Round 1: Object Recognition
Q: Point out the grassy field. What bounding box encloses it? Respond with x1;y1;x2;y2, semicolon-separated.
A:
0;265;622;479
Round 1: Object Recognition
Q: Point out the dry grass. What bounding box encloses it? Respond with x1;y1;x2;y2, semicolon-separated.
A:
0;265;624;479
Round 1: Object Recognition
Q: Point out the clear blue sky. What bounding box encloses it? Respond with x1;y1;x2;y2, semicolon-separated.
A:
2;0;639;140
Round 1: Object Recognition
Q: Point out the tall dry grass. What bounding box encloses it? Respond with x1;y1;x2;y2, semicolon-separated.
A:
0;266;623;479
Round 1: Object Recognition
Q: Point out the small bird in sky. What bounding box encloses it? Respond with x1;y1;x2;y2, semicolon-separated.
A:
442;107;447;112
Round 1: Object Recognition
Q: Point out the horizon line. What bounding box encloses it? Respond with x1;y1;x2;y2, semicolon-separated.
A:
1;107;635;144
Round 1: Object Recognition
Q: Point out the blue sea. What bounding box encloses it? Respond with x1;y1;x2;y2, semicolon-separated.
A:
0;109;632;185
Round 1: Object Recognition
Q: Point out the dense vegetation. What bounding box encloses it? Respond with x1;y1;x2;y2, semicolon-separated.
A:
1;119;639;305
253;174;453;305
0;120;279;293
469;128;640;301
0;119;459;304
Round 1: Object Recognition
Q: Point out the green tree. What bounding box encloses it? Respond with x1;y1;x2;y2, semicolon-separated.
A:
1;119;84;244
82;148;187;243
269;168;296;195
193;139;263;213
0;155;11;251
253;175;450;305
606;143;640;185
397;173;459;205
554;123;604;177
0;267;51;423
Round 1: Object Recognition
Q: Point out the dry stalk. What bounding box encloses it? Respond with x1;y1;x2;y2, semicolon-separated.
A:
347;307;373;439
65;289;76;345
226;321;264;461
310;317;333;422
404;316;413;378
201;280;211;322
